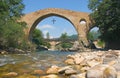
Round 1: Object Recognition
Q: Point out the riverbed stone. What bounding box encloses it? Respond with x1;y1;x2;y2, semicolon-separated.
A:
103;66;117;78
86;60;101;67
67;55;75;59
80;66;90;73
103;53;118;64
108;60;116;66
65;69;77;75
17;74;36;78
4;72;18;77
73;65;83;71
117;72;120;78
113;63;120;71
65;58;75;65
69;75;79;78
58;66;72;74
86;64;108;78
86;64;117;78
80;60;88;66
77;73;86;78
69;73;86;78
40;74;60;78
18;68;32;74
96;52;104;57
33;69;45;75
46;65;60;74
86;67;104;78
74;56;85;65
0;50;8;54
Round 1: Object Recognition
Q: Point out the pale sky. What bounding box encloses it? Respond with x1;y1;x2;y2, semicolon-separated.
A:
23;0;92;38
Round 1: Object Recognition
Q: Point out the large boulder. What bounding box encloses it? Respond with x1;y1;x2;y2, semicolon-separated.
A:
86;68;103;78
113;63;120;72
86;64;117;78
117;72;120;78
103;66;117;78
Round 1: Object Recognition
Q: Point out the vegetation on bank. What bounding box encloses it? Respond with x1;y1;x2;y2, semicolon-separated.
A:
88;0;120;49
0;0;34;52
32;30;78;51
59;33;73;50
32;28;51;49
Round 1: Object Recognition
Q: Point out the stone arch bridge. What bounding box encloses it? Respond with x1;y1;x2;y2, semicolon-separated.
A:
21;8;92;50
45;38;78;50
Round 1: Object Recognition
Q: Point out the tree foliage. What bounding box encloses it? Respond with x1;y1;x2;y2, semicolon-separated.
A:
0;0;31;50
60;32;72;49
32;28;51;48
60;32;68;40
32;28;44;46
88;0;120;43
0;0;24;18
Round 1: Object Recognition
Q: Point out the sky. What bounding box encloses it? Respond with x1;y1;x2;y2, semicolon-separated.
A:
23;0;92;38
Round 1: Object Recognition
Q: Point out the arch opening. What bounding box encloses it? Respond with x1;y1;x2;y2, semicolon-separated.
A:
30;14;80;51
87;26;105;49
29;13;78;39
79;18;87;25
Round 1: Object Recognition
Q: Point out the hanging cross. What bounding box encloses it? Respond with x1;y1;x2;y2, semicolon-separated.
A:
52;18;56;24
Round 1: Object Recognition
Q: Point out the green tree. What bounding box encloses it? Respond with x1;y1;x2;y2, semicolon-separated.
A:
0;0;31;50
0;0;24;18
60;32;72;49
60;32;68;40
32;28;51;48
61;42;72;49
32;28;44;46
88;0;120;45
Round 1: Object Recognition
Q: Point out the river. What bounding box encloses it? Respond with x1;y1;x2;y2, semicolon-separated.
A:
0;50;75;77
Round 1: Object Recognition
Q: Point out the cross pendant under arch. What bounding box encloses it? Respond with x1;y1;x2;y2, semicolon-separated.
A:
52;18;56;24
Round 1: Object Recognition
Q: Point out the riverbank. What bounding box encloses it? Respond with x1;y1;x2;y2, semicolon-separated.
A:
39;50;120;78
0;50;120;78
0;48;32;54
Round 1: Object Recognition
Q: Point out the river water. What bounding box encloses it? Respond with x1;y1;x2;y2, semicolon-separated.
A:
0;50;75;77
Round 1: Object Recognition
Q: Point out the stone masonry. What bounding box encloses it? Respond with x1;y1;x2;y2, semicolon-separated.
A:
21;8;92;50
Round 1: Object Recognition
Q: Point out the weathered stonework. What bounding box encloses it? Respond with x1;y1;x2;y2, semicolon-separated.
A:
21;8;92;50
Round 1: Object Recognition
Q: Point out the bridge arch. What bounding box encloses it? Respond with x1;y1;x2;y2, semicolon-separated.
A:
21;8;92;49
29;13;76;39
